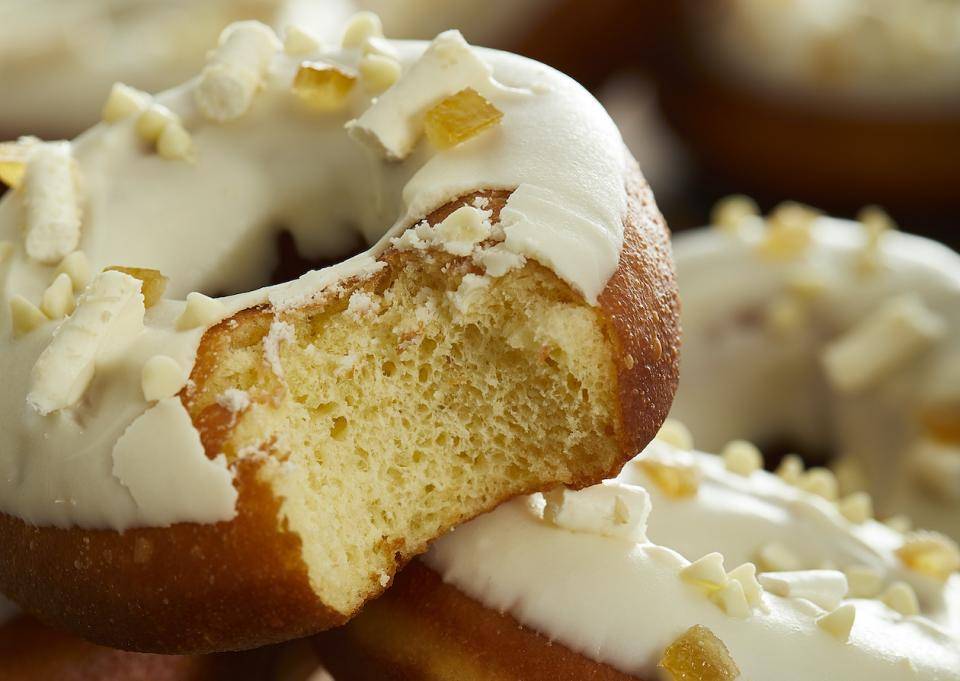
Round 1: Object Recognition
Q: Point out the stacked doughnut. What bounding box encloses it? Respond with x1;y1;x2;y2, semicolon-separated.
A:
316;435;960;679
0;15;678;655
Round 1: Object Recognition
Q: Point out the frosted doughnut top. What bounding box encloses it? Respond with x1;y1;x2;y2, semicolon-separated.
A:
670;205;960;540
0;23;630;531
425;438;960;679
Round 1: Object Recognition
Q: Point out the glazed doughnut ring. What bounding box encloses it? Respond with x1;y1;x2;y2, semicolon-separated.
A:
0;19;679;653
670;200;960;540
314;436;960;680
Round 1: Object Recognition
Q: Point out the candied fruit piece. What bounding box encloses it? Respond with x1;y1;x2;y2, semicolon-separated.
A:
105;266;168;308
424;88;503;150
660;625;740;681
896;531;960;581
293;62;357;111
921;405;960;444
0;141;32;189
639;459;701;499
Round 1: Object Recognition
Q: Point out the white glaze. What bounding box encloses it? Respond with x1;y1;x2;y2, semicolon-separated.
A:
425;440;960;680
670;219;960;539
0;28;630;530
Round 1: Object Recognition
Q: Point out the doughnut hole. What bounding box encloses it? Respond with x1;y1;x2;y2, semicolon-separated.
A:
184;249;621;617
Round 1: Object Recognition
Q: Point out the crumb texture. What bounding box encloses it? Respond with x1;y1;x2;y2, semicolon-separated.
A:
187;250;622;614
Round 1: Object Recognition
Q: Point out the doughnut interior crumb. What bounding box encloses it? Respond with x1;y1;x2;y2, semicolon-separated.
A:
184;249;622;615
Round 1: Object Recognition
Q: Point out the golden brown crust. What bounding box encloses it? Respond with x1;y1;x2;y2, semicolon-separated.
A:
0;163;678;655
0;615;278;680
313;561;642;681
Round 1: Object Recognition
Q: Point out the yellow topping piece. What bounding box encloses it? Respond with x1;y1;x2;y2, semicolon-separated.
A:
722;439;763;476
659;625;740;681
757;201;819;261
105;267;168;308
711;194;759;235
424;88;503;150
896;531;960;581
293;62;357;111
639;458;702;499
0;141;32;189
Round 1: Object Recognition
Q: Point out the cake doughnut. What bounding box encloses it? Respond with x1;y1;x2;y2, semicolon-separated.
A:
670;200;960;539
0;20;679;654
314;436;960;680
655;0;960;214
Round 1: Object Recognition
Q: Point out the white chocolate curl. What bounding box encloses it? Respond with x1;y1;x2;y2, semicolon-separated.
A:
347;30;493;160
22;141;81;265
28;271;145;415
195;21;280;122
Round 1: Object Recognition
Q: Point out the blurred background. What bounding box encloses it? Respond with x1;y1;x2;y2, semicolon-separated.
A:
0;0;957;240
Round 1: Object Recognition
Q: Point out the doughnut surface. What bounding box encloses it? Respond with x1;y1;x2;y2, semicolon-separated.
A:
315;438;960;679
0;25;679;652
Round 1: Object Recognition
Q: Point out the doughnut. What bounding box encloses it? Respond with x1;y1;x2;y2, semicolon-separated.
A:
656;0;960;214
0;614;285;681
0;20;679;654
670;199;960;539
313;436;960;680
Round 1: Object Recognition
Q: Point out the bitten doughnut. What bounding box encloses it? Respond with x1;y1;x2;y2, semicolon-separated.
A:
670;200;960;539
0;20;679;654
314;436;960;680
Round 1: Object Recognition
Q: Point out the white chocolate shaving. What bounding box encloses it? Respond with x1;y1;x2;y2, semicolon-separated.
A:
821;295;946;393
101;82;150;123
135;104;179;144
341;11;383;49
112;397;236;526
9;295;46;337
711;579;751;618
727;563;763;607
880;582;920;617
176;292;225;330
543;482;650;542
817;604;855;642
40;272;75;319
759;570;848;610
195;21;280;122
680;552;728;589
28;270;144;414
22;141;81;265
448;273;490;315
156;121;195;162
347;30;493;160
55;250;91;291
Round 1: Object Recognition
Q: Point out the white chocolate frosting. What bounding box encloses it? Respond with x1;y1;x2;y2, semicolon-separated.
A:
670;215;960;539
695;0;960;108
425;440;960;679
0;25;630;530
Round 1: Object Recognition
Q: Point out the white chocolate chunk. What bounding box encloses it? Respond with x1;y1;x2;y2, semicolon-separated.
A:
101;82;150;123
910;438;960;501
844;565;883;598
141;355;188;402
759;570;848;610
359;53;402;93
283;25;320;55
217;388;251;413
722;439;763;476
727;563;763;607
884;515;913;534
756;541;802;572
822;295;946;393
176;292;226;330
347;30;493;160
135;104;179;144
656;419;694;451
711;579;751;618
195;21;280;122
55;250;91;291
711;194;760;235
27;271;144;414
10;295;46;337
797;467;839;501
156;121;195;162
881;581;920;616
543;481;650;542
817;604;856;642
776;454;804;485
342;11;383;49
474;244;525;278
837;492;873;524
112;398;237;525
681;553;728;589
40;272;76;319
22;141;81;265
436;206;493;256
